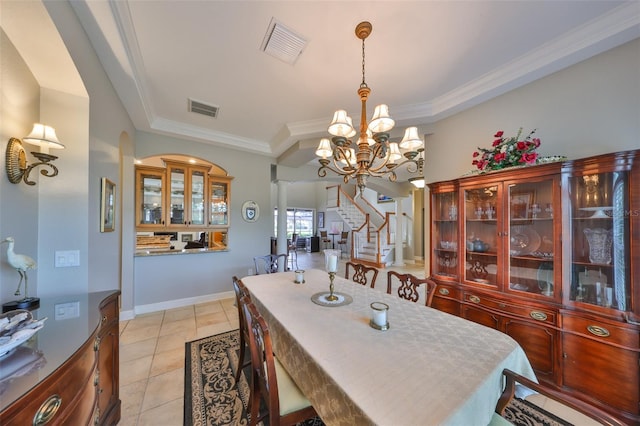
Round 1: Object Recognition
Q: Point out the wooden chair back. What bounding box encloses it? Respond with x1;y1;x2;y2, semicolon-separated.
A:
253;254;287;274
494;369;627;426
240;297;317;426
345;262;379;288
386;271;437;306
232;276;251;382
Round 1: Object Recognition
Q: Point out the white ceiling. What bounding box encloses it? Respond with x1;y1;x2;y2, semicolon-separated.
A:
16;1;640;167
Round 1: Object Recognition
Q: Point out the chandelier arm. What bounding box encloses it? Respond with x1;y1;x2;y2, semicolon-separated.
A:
317;160;357;178
332;145;358;171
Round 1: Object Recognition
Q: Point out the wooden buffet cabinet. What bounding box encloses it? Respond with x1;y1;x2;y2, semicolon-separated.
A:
0;291;120;425
428;150;639;424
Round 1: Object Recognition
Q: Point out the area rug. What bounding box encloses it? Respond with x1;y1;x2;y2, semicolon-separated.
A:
184;330;568;426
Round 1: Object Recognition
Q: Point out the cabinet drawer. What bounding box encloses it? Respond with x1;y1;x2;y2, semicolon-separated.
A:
464;292;556;325
562;314;639;348
1;336;97;425
434;283;460;300
99;295;119;331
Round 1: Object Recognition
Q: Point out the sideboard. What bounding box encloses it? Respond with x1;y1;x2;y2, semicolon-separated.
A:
428;150;639;424
0;291;120;425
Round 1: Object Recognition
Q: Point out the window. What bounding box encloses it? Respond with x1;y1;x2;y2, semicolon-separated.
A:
274;208;315;238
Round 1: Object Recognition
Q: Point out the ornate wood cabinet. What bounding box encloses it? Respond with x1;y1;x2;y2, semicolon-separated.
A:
0;291;121;425
428;150;639;423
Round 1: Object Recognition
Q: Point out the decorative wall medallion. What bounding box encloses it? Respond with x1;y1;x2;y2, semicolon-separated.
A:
242;200;259;222
6;138;27;183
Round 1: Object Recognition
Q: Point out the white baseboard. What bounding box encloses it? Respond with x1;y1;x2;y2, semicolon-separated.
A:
119;291;235;321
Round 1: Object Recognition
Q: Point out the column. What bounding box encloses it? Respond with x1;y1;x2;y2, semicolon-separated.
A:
276;180;288;272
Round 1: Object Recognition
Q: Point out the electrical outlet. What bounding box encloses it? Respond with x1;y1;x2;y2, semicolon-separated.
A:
54;301;80;320
55;250;80;267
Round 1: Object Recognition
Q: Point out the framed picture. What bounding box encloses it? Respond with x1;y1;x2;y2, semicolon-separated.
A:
318;212;325;229
100;178;116;232
510;191;533;219
377;193;393;203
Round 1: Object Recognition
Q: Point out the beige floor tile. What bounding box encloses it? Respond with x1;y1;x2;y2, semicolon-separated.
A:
195;311;229;328
120;324;162;345
138;398;183;426
125;311;164;330
220;297;236;310
119;320;129;335
159;317;196;337
156;330;196;354
140;368;184;412
117;414;139;426
149;346;184;377
120;337;158;363
196;322;236;339
120;378;147;421
120;354;153;387
194;300;224;315
163;306;194;323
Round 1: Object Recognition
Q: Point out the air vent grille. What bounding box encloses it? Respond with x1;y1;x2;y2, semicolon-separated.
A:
188;99;219;118
261;18;307;65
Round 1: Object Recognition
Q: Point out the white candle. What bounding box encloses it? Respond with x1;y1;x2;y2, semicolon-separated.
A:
295;270;304;283
370;302;389;327
327;255;338;272
373;309;387;326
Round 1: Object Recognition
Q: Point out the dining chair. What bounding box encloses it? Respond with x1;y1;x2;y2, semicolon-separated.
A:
253;254;288;274
345;261;378;289
240;297;318;426
287;234;299;270
232;276;251;384
386;271;438;306
319;230;331;249
491;369;626;426
337;231;349;258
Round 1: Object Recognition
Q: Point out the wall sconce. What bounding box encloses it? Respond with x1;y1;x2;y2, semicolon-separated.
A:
5;124;65;186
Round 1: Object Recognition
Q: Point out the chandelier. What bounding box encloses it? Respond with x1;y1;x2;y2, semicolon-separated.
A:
316;21;424;193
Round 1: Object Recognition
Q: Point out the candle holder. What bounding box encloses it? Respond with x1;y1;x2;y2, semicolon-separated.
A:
327;271;338;301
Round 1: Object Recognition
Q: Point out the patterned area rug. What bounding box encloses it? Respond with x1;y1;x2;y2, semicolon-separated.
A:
184;330;569;426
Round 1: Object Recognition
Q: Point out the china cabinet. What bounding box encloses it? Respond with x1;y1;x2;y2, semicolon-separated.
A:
428;150;639;423
135;160;233;231
136;166;165;228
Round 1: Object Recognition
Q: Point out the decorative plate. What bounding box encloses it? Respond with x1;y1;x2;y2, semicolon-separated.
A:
241;200;260;222
311;292;353;307
509;226;541;256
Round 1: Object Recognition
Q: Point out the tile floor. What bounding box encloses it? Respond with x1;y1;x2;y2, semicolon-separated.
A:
118;251;425;425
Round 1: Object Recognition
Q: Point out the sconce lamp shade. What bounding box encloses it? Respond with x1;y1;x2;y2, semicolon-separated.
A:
315;138;333;159
399;127;424;151
368;104;395;133
409;177;425;188
23;124;65;149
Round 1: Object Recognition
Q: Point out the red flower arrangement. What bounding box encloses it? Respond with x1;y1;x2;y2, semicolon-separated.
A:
472;128;540;171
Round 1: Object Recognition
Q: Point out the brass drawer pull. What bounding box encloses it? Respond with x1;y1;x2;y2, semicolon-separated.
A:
94;336;101;351
529;311;548;321
102;315;107;323
587;325;610;338
33;394;62;425
469;295;481;304
438;288;450;296
94;370;100;386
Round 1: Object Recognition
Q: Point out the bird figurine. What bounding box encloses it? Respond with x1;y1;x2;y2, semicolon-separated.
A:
1;237;37;299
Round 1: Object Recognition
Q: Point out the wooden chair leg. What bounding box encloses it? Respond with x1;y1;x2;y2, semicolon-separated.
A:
235;339;246;383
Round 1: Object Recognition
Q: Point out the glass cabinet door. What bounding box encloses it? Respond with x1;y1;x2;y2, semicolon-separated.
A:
463;185;499;287
432;190;459;280
190;169;206;226
507;178;557;297
209;181;228;226
137;168;165;226
169;166;186;224
568;171;630;311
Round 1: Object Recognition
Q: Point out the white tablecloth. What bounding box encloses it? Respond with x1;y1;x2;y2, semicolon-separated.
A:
242;269;536;426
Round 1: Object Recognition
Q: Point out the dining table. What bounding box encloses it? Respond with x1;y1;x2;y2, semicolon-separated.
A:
241;268;536;426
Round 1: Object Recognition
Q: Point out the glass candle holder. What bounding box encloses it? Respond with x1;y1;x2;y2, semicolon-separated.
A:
370;302;389;330
294;270;305;283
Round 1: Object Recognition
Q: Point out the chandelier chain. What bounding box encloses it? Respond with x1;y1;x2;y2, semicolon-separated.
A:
361;38;366;88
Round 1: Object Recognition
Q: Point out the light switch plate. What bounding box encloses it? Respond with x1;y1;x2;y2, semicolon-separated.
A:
54;301;80;320
55;250;80;267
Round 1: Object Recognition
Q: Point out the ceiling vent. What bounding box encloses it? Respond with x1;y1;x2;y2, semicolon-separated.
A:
261;18;307;65
188;99;219;118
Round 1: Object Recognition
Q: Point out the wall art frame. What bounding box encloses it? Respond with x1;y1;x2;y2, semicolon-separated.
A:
101;177;116;232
